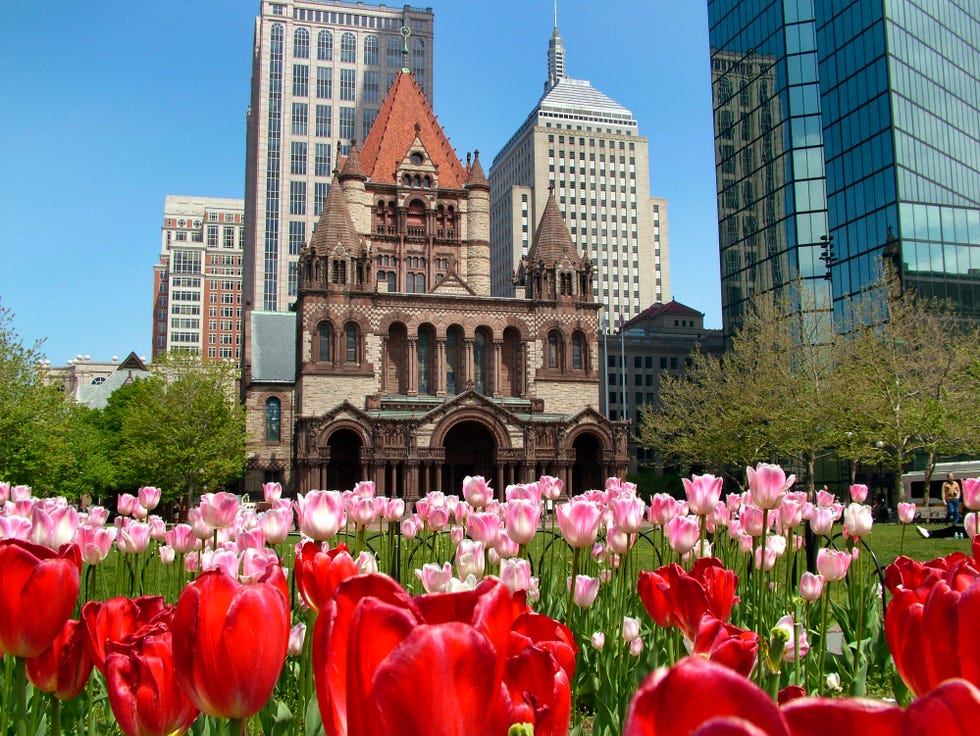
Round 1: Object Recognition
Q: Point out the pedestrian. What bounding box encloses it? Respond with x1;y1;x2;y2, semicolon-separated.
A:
942;473;962;524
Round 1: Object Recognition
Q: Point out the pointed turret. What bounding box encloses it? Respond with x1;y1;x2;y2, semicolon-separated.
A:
465;150;490;191
521;188;593;302
527;189;581;266
338;142;367;183
308;173;359;257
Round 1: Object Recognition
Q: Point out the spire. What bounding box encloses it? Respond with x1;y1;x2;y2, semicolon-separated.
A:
308;173;359;257
546;4;565;91
465;150;490;191
527;187;579;266
338;141;366;182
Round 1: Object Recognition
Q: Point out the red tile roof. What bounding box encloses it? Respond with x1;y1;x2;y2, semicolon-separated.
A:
357;72;467;189
624;300;703;327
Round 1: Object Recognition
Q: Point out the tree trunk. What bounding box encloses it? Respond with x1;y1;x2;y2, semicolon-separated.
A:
921;449;937;509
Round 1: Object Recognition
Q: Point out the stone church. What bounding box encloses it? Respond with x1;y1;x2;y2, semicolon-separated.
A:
242;71;628;500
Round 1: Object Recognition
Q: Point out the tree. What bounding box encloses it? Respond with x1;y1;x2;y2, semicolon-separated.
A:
0;303;76;494
113;352;247;505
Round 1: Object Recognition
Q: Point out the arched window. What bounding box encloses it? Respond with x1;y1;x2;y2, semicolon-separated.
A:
418;325;435;395
364;35;379;65
265;398;281;442
345;323;359;363
387;323;408;393
548;330;563;370
317;30;333;61
318;321;332;362
446;326;462;394
572;332;585;370
294;28;310;59
340;32;356;63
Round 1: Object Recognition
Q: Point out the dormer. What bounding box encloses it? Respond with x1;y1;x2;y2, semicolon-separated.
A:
397;133;439;191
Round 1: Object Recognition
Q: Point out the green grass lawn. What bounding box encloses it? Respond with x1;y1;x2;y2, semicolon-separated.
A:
865;521;973;570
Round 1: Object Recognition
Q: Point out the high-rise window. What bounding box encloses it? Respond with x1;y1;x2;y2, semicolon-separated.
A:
363;71;379;103
314;182;328;215
293;28;309;59
315;105;331;137
339;107;355;140
340;32;356;63
317;30;333;61
315;143;331;176
292;64;309;96
288;221;305;255
364;35;379;65
363;108;378;138
316;67;332;98
207;225;218;247
386;37;401;67
411;38;425;83
340;68;356;101
223;227;235;248
291;102;308;135
290;141;307;175
290;181;306;215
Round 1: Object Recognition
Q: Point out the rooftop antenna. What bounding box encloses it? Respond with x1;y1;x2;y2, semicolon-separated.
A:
554;0;558;29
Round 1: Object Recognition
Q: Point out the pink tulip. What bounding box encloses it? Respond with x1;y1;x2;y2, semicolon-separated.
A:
159;545;176;565
455;539;485;579
236;528;266;553
609;494;646;534
186;508;211;540
294;491;345;540
773;614;809;662
137;486;162;511
147;515;167;541
416;562;454;594
799;572;824;602
591;631;606;650
82;506;109;527
382;498;405;522
754;544;778;571
849;484;869;503
116;521;151;555
493;531;520;559
116;494;138;517
557;499;603;549
352;480;375;498
962;477;980;511
355;551;378;575
816;548;851;582
779;497;805;530
462;475;493;509
259;507;293;545
505;483;540;502
166;524;200;554
0;515;32;541
505;499;541;545
199;492;240;530
629;637;643;657
967;513;978;537
647;493;681;527
0;481;8;503
203;549;240;578
739;505;765;537
622;616;641;642
569;574;601;608
897;502;916;525
808;505;837;536
75;525;117;565
348;496;380;528
683;474;724;516
665;515;699;555
263;482;283;504
499;557;532;594
606;523;635;555
843;503;873;539
538;475;564;501
746;463;794;510
815;489;836;507
400;515;421;539
467;511;501;546
427;506;450;531
288;622;306;657
184;552;199;573
31;502;78;549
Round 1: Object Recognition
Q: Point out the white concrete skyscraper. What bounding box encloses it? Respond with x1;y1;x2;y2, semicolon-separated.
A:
243;1;434;314
489;23;669;323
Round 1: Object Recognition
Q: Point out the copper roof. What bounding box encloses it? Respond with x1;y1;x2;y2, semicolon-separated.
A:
358;72;467;189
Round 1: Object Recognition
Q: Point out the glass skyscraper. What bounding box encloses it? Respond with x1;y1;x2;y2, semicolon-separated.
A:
708;0;980;335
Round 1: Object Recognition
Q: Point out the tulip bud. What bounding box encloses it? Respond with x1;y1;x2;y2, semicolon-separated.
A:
288;622;307;656
590;631;606;650
629;637;643;657
849;484;869;503
798;572;824;602
897;502;916;525
622;616;641;642
569;574;600;608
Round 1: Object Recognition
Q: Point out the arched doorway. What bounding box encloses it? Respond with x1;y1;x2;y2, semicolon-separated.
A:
571;432;604;494
442;421;497;496
327;428;363;491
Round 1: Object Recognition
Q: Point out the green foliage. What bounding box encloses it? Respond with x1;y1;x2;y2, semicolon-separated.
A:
0;303;76;494
110;352;247;503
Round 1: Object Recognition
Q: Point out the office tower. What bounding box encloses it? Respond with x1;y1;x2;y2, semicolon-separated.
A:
708;1;980;336
152;196;245;360
489;25;669;324
241;70;628;495
243;1;435;315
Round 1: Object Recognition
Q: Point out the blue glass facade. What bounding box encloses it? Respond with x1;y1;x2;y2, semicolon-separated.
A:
709;0;980;334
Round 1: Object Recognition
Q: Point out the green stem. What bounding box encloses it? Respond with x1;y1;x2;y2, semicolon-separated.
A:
87;672;97;736
228;717;245;736
566;546;581;628
0;654;11;736
13;657;26;736
899;524;906;557
757;510;770;686
853;548;865;693
49;694;61;736
817;586;830;694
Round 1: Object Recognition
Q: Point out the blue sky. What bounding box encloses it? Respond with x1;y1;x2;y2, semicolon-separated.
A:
0;1;719;364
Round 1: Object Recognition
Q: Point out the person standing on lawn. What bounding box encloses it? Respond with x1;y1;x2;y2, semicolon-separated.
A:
942;473;963;524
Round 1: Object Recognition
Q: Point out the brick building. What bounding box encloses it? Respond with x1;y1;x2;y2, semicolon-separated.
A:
242;71;628;499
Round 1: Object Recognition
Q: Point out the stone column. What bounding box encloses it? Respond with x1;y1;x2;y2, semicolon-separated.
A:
464;338;475;389
435;338;447;396
407;338;418;396
492;339;503;397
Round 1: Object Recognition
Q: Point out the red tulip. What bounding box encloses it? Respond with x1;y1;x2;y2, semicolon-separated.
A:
624;656;904;736
0;539;81;657
172;569;289;719
637;557;740;639
884;553;980;695
106;623;200;736
313;575;573;736
25;619;93;700
81;595;170;674
692;615;759;678
902;678;980;735
294;541;359;613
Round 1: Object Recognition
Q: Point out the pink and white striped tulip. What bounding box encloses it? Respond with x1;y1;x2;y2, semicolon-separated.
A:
815;488;836;507
382;498;405;522
609;494;646;533
454;539;485;579
842;503;873;539
263;482;282;504
148;515;167;541
557;498;603;548
683;473;724;516
466;511;501;546
816;547;851;582
591;631;606;650
897;502;916;525
159;545;176;565
294;490;345;540
137;486;162;511
504;498;540;545
400;515;421;539
76;525;117;565
665;515;699;555
199;492;240;530
187;508;211;540
259;507;293;545
739;505;765;537
352;480;376;498
962;477;980;510
746;463;794;509
798;572;824;602
773;614;809;662
82;506;109;527
166;524;200;554
499;557;532;594
493;531;520;559
648;493;682;527
808;505;837;536
538;475;564;501
0;515;32;541
30;503;78;549
849;483;869;503
427;506;450;532
622;616;641;642
462;475;493;509
116;521;151;554
356;551;378;574
117;493;138;517
569;574;601;608
288;622;306;657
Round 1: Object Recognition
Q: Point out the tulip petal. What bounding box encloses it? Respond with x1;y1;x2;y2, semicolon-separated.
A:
904;678;980;735
781;696;902;736
374;623;500;736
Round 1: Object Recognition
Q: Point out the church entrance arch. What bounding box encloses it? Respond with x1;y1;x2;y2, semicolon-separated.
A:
441;421;497;496
571;432;604;494
326;428;363;491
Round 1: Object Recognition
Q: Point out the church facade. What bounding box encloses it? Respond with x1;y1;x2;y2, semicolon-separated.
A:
242;72;628;501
